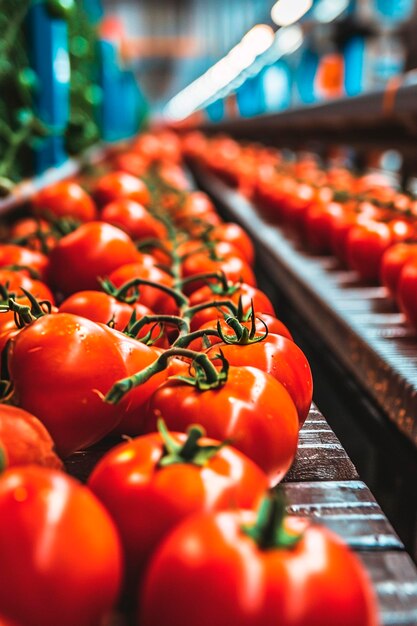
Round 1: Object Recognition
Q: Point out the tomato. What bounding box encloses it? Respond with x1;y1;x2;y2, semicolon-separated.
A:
158;162;190;189
59;290;153;333
380;243;417;299
0;269;54;303
101;198;167;241
112;151;148;177
0;405;61;469
109;262;176;314
0;466;122;626
93;171;151;207
188;282;275;331
144;365;299;485
398;258;417;330
8;313;128;457
33;181;97;222
140;504;378;626
0;245;49;280
208;222;255;264
346;221;392;282
181;252;256;295
9;218;55;252
48;222;141;295
89;427;267;593
207;334;312;426
173;191;222;229
304;201;344;254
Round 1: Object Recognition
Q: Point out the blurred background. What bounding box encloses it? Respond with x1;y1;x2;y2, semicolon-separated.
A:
1;0;417;185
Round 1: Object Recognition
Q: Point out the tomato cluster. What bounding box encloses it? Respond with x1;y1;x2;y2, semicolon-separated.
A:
185;133;417;333
0;130;377;625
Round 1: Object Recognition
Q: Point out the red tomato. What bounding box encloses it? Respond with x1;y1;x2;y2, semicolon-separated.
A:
89;428;267;591
93;171;151;207
101;198;167;241
207;334;312;426
108;262;176;314
0;466;122;626
0;269;54;303
140;507;378;626
304;201;344;254
8;313;128;457
181;253;256;295
48;222;141;295
188;282;275;331
0;245;49;280
398;258;417;330
9;218;55;252
33;181;97;222
0;405;61;469
112;151;148;177
144;365;299;485
59;290;153;333
346;221;392;282
380;243;417;299
208;223;255;264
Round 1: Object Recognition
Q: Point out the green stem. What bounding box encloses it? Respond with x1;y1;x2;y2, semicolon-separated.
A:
157;419;226;467
126;314;190;339
107;277;189;309
105;348;222;404
183;299;239;320
241;492;303;550
175;271;229;292
173;328;220;348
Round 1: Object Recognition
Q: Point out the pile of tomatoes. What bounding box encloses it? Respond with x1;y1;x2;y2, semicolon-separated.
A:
0;130;378;626
183;132;417;333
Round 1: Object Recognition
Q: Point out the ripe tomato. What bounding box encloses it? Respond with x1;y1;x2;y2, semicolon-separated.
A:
8;313;128;457
208;222;255;265
144;365;299;485
33;181;97;222
0;466;122;626
48;222;141;295
101;198;168;241
207;334;312;426
380;243;417;298
0;245;49;280
9;218;55;252
112;151;148;177
59;290;153;333
304;201;344;254
398;258;417;330
188;282;275;331
140;505;378;626
346;221;393;282
89;427;267;592
0;269;54;303
181;253;256;295
108;261;176;314
93;171;151;207
0;405;61;469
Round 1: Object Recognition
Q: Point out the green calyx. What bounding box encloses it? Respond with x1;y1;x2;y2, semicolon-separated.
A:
241;492;303;551
157;419;226;468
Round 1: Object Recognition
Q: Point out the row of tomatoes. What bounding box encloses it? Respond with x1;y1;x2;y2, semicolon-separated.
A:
0;130;377;626
183;132;417;331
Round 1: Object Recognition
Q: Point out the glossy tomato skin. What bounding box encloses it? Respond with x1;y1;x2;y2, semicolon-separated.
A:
33;181;97;222
8;313;128;457
48;221;141;295
93;171;151;207
144;366;299;485
109;261;176;314
398;258;417;330
59;290;153;333
207;334;312;427
380;243;417;299
89;431;267;592
0;405;61;469
347;221;392;282
209;223;255;264
189;282;275;331
101;198;167;241
0;245;49;280
140;510;378;626
0;466;122;626
0;269;54;303
181;252;256;295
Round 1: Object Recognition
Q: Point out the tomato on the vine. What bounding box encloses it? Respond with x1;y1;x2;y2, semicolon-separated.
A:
93;171;151;207
101;198;167;241
33;181;97;222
